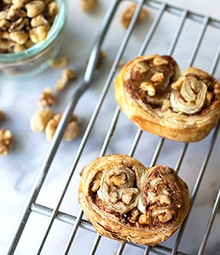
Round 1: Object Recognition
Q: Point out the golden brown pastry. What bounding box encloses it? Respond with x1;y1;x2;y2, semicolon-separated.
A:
78;154;190;246
114;54;220;142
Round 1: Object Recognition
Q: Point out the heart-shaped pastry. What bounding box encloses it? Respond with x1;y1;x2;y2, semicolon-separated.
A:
78;154;190;246
114;54;220;142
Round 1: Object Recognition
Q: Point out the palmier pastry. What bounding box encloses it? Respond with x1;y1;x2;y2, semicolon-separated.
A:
78;154;190;246
114;54;220;142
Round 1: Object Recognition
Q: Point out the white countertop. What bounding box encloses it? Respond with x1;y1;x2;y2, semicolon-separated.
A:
1;1;220;255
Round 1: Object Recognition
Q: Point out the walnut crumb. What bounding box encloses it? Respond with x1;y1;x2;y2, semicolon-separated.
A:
55;69;77;91
0;129;13;156
39;86;56;107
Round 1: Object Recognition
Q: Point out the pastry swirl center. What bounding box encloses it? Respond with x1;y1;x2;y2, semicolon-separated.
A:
92;165;182;226
170;76;207;114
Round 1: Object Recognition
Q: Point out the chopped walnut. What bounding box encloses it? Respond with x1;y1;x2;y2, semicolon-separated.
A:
140;82;156;96
121;4;148;29
25;1;46;18
0;0;58;53
128;208;139;223
45;114;80;142
50;57;69;68
80;0;98;12
30;108;55;132
133;60;149;74
29;24;49;43
107;172;127;186
150;72;165;83
0;129;13;156
91;172;103;192
39;87;56;107
31;14;49;27
55;69;77;91
153;56;168;65
138;214;152;225
10;30;29;44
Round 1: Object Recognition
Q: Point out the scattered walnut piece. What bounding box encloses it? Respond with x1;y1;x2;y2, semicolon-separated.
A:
50;57;69;68
39;86;56;107
30;108;55;132
121;4;148;29
45;113;80;142
80;0;97;12
55;69;77;91
0;129;13;156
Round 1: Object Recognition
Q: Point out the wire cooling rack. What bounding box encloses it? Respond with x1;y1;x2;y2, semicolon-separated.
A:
5;0;220;254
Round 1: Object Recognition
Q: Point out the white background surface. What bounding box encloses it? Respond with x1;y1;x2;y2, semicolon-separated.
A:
1;0;220;255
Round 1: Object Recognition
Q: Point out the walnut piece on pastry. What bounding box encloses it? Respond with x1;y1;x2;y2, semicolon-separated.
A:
78;154;190;246
114;54;220;142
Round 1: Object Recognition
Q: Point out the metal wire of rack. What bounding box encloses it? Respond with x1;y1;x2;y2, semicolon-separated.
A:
5;0;220;254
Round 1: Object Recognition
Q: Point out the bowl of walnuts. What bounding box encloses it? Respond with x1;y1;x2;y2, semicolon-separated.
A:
0;0;67;76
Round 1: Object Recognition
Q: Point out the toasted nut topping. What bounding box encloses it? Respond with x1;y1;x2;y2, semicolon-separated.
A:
97;167;139;213
133;61;149;74
138;214;152;225
91;172;103;192
153;56;169;65
160;194;171;205
107;172;127;186
0;129;13;156
140;82;156;96
128;208;139;223
151;72;165;83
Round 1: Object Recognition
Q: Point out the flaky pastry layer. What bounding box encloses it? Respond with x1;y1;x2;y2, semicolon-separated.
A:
78;154;190;246
114;54;220;142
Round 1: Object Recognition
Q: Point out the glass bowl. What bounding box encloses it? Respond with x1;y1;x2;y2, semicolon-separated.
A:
0;0;67;77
